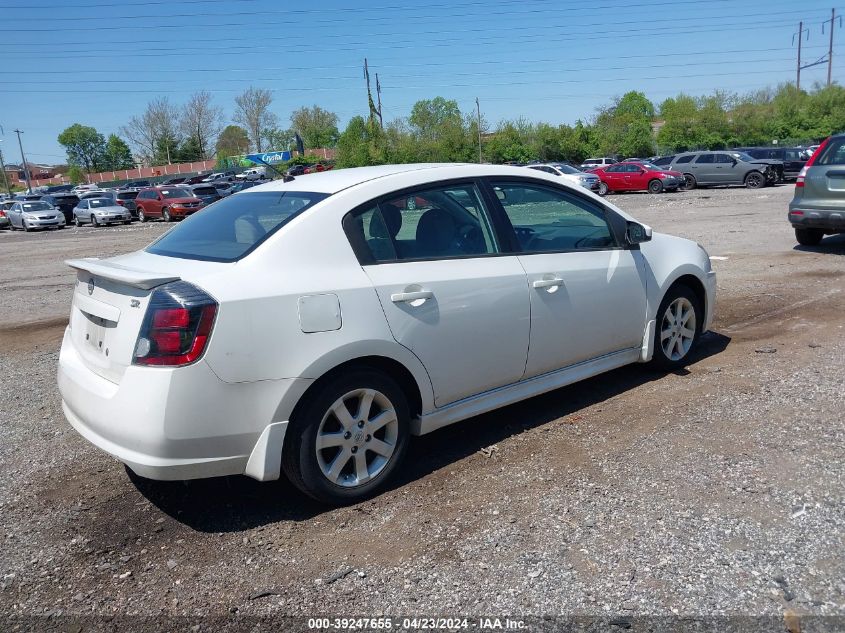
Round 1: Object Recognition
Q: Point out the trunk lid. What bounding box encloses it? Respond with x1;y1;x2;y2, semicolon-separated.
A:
66;253;228;384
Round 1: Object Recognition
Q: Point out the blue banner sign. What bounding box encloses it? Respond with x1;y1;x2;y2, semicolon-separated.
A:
245;151;291;164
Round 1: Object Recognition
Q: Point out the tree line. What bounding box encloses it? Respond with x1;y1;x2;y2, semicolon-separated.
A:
56;82;845;175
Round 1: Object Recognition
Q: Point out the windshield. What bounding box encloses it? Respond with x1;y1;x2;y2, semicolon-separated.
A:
554;164;580;175
146;190;330;262
22;202;52;212
160;188;191;199
731;152;755;162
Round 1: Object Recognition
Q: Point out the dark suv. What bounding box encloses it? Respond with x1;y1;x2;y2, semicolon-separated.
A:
734;147;806;180
40;193;80;222
788;134;845;246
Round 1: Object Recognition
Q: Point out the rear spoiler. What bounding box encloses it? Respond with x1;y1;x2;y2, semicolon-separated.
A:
66;258;180;290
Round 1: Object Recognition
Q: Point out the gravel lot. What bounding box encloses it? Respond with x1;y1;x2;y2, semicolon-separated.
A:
1;184;844;630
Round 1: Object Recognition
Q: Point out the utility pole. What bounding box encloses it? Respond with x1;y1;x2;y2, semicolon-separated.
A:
375;73;383;129
828;8;837;86
0;143;12;197
13;129;32;193
797;20;804;90
475;97;482;163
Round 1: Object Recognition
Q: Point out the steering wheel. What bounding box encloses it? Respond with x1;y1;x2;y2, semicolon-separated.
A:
456;224;486;254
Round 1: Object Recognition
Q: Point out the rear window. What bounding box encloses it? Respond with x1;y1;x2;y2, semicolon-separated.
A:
146;190;329;262
816;138;845;165
118;191;139;200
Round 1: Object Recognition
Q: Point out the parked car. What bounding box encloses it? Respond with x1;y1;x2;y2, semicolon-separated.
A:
43;184;75;194
788;133;845;246
734;147;806;180
41;193;80;223
7;200;66;231
115;189;141;216
222;181;259;196
186;184;223;207
134;187;204;222
71;184;100;196
80;190;117;201
183;173;211;185
57;163;716;504
236;167;268;181
581;157;617;169
527;163;601;193
0;203;10;229
161;176;187;186
668;151;774;189
203;171;237;183
119;180;151;190
592;162;685;195
287;164;309;176
72;197;132;227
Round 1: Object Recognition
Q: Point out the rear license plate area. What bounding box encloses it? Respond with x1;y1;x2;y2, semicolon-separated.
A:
84;314;109;355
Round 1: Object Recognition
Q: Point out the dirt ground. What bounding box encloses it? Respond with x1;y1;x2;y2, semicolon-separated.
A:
1;184;843;630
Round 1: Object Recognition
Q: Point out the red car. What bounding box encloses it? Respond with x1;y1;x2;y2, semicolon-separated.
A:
134;186;204;223
591;161;685;195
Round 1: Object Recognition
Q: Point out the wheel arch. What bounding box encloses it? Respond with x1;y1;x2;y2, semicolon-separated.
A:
664;273;707;326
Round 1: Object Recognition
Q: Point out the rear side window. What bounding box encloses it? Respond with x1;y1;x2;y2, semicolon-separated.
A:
146;191;329;262
345;183;499;263
694;154;714;164
816;138;845;165
674;155;694;164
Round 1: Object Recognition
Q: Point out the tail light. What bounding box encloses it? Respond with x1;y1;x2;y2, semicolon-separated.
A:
116;199;125;206
797;136;831;188
0;211;5;218
133;281;217;367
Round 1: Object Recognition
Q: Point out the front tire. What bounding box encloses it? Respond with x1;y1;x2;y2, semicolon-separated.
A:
745;171;765;189
162;207;171;223
137;208;146;223
91;215;99;227
283;368;410;505
683;174;696;190
597;182;609;196
795;227;824;246
651;284;702;370
22;220;31;232
648;179;664;194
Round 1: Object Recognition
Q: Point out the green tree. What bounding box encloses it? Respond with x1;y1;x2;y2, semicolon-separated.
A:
173;135;203;162
336;116;386;167
57;124;106;173
102;134;134;170
485;120;533;163
215;124;250;157
66;165;86;184
290;106;340;149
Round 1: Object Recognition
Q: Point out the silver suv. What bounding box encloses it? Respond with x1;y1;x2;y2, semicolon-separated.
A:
668;151;775;190
788;134;845;246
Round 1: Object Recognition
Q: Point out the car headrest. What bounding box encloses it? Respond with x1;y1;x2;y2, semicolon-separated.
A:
415;208;456;254
370;203;402;239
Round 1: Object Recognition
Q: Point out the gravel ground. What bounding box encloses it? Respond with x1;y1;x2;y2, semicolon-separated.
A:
1;184;844;631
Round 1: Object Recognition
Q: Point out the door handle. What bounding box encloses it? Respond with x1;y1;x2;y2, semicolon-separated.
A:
391;290;433;303
532;277;564;289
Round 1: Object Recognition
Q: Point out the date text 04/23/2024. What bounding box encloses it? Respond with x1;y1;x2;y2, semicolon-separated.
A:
307;617;526;630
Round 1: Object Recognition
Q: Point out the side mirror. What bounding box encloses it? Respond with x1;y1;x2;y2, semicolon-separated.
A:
626;221;652;246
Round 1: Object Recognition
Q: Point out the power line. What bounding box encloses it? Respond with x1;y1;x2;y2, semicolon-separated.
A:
0;57;799;86
1;19;815;60
0;45;830;76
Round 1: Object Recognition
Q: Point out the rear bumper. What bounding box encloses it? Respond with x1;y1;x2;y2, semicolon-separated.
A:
57;327;307;481
788;206;845;232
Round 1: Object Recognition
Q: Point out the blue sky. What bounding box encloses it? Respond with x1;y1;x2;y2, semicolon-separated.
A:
0;0;840;164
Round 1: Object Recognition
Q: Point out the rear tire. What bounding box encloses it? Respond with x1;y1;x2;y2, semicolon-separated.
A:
648;179;664;194
683;174;697;190
745;171;765;189
282;368;410;505
650;284;702;370
795;227;824;246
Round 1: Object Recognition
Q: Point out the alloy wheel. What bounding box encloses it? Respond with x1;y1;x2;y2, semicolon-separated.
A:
660;297;697;361
315;388;399;488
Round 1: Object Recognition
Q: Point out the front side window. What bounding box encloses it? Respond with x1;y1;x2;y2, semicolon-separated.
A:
714;154;734;164
146;190;329;262
490;181;616;252
675;155;694;164
347;183;498;263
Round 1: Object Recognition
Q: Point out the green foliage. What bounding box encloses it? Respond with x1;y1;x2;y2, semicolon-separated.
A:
57;123;106;173
215;125;250;158
290;106;340;149
66;165;86;184
594;91;656;157
174;135;204;162
102;134;134;170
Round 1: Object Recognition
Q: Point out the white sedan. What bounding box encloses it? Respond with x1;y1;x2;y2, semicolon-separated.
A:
57;164;716;504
